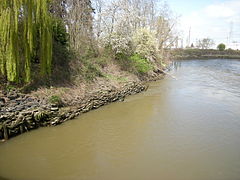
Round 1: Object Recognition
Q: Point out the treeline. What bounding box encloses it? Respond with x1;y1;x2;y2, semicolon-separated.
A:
0;0;177;86
171;48;240;60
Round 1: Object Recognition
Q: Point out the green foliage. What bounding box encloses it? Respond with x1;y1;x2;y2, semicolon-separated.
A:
71;54;104;82
115;53;129;62
84;47;98;59
96;57;109;68
83;63;103;81
217;43;226;51
103;73;128;82
6;84;16;92
34;111;48;122
132;28;156;60
0;0;53;83
90;48;113;68
129;54;152;74
91;54;111;68
115;53;132;71
53;19;68;46
48;95;63;106
114;53;152;75
51;18;72;85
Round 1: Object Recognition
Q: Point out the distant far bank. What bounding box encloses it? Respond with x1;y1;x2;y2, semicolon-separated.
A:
171;49;240;60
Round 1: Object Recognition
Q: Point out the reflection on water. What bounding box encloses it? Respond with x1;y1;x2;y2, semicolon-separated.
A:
0;59;240;180
0;176;10;180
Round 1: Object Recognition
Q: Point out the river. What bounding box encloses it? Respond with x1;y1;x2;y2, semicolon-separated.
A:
0;59;240;180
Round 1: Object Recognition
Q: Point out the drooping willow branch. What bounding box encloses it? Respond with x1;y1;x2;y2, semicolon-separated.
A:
0;0;53;83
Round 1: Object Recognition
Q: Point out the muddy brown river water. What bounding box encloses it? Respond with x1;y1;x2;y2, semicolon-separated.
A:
0;59;240;180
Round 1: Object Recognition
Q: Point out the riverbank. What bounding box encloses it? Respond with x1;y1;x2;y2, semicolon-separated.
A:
0;71;164;141
171;49;240;60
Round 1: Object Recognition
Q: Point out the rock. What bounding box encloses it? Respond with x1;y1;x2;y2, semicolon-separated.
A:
8;93;18;100
51;117;61;126
26;97;35;102
0;102;4;108
15;98;25;104
0;115;7;123
10;101;18;106
51;103;58;108
15;106;25;111
0;80;150;141
69;114;75;119
51;107;59;111
25;102;39;108
25;115;33;121
118;97;124;102
0;97;5;103
20;111;32;116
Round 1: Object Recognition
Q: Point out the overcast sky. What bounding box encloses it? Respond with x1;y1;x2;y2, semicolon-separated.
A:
167;0;240;49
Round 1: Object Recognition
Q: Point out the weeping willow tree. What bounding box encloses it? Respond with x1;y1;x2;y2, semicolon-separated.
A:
0;0;53;83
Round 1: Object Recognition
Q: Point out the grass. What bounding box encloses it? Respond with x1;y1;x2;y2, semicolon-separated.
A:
103;73;128;82
48;95;64;106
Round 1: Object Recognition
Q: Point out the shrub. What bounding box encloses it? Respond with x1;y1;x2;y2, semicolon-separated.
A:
48;95;63;106
113;52;132;72
129;54;152;74
83;62;103;81
70;53;104;82
53;19;68;46
217;43;226;51
132;28;156;61
101;32;132;55
94;49;113;68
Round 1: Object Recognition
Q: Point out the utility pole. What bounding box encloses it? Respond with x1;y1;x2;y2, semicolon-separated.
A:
188;26;191;47
175;36;178;48
228;21;233;47
229;22;233;42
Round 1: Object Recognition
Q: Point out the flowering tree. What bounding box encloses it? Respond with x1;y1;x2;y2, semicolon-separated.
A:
92;0;177;59
132;28;156;61
103;32;132;54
